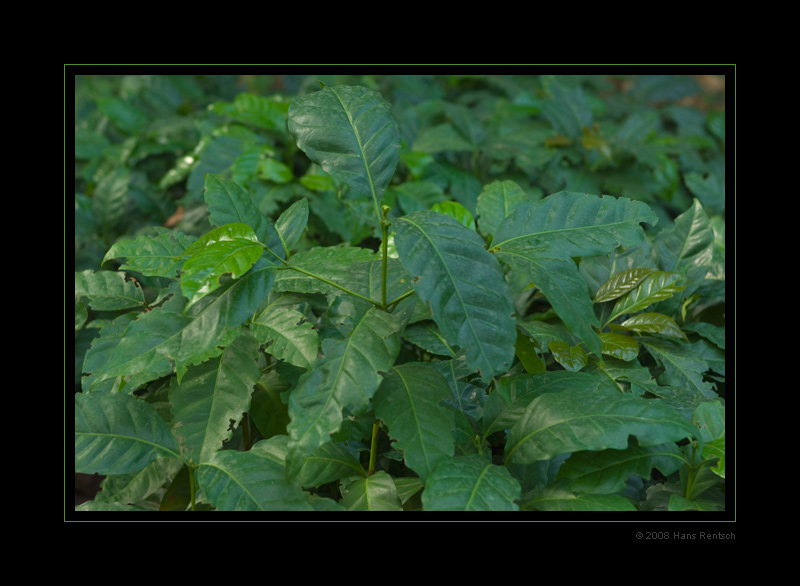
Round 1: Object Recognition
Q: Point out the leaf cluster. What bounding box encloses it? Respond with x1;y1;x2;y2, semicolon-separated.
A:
73;73;728;514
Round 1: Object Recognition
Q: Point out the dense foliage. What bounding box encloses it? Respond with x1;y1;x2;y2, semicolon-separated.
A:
73;73;728;513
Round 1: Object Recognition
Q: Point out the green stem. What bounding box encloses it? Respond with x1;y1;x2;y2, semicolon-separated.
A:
368;422;380;476
381;205;391;308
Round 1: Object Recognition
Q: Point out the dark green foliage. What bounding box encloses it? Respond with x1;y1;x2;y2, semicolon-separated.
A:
74;73;727;513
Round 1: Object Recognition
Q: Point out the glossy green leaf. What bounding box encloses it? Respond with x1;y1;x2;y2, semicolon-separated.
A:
431;200;475;230
599;332;640;361
285;307;401;478
394;210;516;380
75;392;182;476
196;448;312;511
641;337;717;401
526;480;636;511
169;333;260;463
340;471;403;511
288;85;400;222
274;245;377;296
653;198;714;285
593;268;656;303
505;387;697;465
693;400;725;478
422;455;521;511
179;223;263;308
75;270;145;311
373;364;455;484
615;312;687;341
294;442;366;489
548;340;588;371
607;271;685;323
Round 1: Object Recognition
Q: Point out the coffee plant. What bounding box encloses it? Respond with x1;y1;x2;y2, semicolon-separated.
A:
73;74;727;513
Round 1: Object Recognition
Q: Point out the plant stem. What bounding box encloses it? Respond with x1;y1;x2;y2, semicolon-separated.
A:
381;205;391;308
368;422;380;476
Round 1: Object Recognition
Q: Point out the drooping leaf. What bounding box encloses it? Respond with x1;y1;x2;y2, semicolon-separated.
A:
373;364;455;484
598;332;640;361
497;245;602;356
548;340;588;371
394;210;516;380
169;333;261;463
422;454;521;511
75;270;146;311
75;391;183;476
196;448;312;511
285;307;401;478
288;84;400;222
505;387;697;465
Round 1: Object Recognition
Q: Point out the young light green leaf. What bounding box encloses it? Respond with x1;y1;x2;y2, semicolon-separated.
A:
169;333;260;463
394;210;516;381
615;312;687;341
373;364;455;484
75;392;183;476
431;200;475;231
288;85;400;223
75;270;145;311
422;455;521;511
505;387;697;465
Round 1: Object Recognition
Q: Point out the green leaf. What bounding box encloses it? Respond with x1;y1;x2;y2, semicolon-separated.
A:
285;307;401;478
274;198;309;258
593;268;656;303
75;270;145;311
169;333;261;463
75;392;182;476
179;223;263;308
373;364;455;484
558;441;684;494
340;471;403;511
394;210;516;380
203;174;270;246
652;199;714;286
641;337;717;401
599;332;640;361
250;305;319;370
196;448;312;511
497;246;602;356
526;480;636;511
505;387;697;465
492;192;658;258
422;455;521;511
614;312;687;341
607;271;685;323
102;229;198;278
288;85;400;222
475;179;533;241
294;442;366;489
548;340;588;371
431;200;475;231
274;245;377;296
